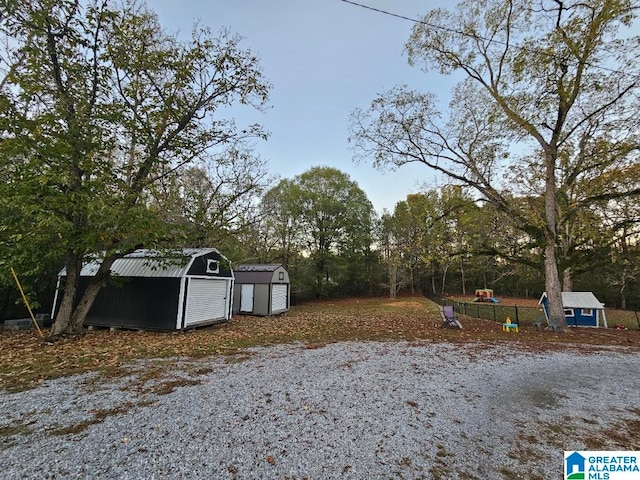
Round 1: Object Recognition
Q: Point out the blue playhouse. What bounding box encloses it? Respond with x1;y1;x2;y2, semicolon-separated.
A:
539;291;607;328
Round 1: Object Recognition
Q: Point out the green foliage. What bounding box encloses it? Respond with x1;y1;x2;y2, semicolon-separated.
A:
0;0;270;331
256;166;377;300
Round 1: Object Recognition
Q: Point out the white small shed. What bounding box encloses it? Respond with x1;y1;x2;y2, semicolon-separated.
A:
232;264;290;316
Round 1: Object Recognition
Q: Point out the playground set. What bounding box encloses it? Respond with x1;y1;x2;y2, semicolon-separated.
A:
472;288;499;303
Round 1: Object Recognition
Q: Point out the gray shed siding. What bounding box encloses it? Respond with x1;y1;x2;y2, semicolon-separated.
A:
232;264;290;316
253;284;271;316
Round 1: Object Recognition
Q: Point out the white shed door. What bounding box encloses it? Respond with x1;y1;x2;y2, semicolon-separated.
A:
272;284;288;312
240;284;254;312
185;279;227;326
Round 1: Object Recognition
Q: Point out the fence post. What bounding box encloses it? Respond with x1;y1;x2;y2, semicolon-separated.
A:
635;311;640;330
515;305;519;325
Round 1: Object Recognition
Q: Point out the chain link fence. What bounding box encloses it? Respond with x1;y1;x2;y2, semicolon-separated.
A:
425;292;640;330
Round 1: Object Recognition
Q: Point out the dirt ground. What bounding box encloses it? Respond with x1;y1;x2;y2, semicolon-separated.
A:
1;296;639;392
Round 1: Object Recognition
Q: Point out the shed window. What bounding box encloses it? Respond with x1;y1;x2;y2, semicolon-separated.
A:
278;271;284;281
564;308;575;317
206;259;219;274
581;308;593;316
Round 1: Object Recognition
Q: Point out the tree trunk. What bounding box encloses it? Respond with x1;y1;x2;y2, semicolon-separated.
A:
50;253;119;337
460;258;466;296
440;262;449;295
544;241;566;327
50;253;82;337
544;150;567;328
65;277;106;334
431;262;436;294
409;265;415;294
388;261;397;299
562;268;573;292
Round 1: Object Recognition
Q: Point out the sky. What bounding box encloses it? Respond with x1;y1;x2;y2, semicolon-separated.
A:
152;0;449;214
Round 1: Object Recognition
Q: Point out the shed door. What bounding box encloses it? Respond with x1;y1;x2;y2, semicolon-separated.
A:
271;284;288;313
240;284;254;313
184;279;227;326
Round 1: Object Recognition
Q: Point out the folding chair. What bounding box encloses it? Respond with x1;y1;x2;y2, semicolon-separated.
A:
441;305;463;329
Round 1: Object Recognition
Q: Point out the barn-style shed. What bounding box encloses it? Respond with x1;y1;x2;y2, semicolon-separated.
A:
539;291;607;328
232;264;290;316
52;248;234;331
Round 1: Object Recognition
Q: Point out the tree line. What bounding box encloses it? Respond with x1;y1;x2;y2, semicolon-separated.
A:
2;159;639;319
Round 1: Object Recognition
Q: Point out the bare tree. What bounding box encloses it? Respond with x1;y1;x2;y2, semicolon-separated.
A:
351;0;640;327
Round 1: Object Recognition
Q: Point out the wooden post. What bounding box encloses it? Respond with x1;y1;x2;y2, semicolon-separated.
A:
10;267;43;337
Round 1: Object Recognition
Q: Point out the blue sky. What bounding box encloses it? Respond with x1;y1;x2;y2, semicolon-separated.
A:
152;0;448;213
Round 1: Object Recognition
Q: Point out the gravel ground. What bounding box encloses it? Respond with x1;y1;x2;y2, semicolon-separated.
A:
1;341;639;479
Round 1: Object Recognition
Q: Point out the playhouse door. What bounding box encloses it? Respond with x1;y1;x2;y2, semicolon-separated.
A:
240;284;254;313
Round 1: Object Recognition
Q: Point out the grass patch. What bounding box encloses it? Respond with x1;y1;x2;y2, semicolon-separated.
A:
584;408;640;450
531;408;640;452
47;401;152;436
223;354;254;365
0;423;33;438
148;378;203;396
429;465;451;479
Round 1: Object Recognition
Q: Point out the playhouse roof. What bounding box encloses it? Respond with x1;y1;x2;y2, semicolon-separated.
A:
539;291;604;309
62;248;225;278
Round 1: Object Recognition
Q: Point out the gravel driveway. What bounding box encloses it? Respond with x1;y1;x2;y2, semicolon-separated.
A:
1;341;639;479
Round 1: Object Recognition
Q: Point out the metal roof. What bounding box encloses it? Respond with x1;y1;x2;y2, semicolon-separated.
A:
71;248;220;278
234;264;282;272
539;292;604;309
561;292;604;309
233;264;287;284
